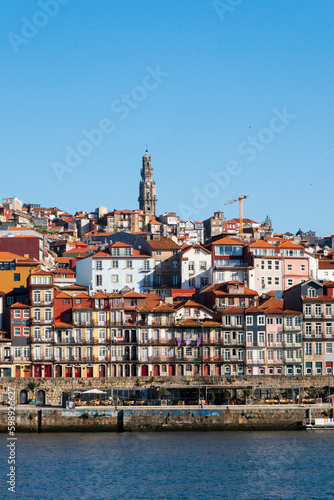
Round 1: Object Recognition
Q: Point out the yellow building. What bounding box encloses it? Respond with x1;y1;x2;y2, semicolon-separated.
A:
0;252;39;294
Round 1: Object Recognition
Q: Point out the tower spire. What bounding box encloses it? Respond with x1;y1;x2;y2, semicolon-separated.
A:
138;150;157;216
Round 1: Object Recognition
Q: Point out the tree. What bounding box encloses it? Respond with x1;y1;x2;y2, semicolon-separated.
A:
159;387;170;400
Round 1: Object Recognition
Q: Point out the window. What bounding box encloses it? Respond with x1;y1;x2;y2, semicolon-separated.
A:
200;278;208;287
305;323;312;336
186;347;192;356
33;291;41;303
112;248;119;256
257;316;265;326
268;260;272;270
258;332;265;344
326;343;333;354
172;260;178;268
247;332;253;344
276;332;283;343
14;327;20;336
172;275;178;285
189;278;195;287
286;333;293;344
188;261;194;271
96;275;102;286
125;248;132;256
236;315;242;326
276;317;282;325
304;304;311;316
294;316;302;327
268;350;274;360
247;350;253;361
315;343;322;356
315;304;321;317
286;317;292;327
112;275;119;283
267;277;272;285
112;260;119;268
275;261;279;270
326;323;332;335
315;323;322;336
287;279;293;286
126;260;133;269
45;309;52;321
186;364;192;372
224;350;230;361
268;333;274;345
308;288;316;297
246;316;253;326
267;317;273;325
200;261;206;270
155;275;161;285
225;316;231;326
156;250;161;256
144;275;151;286
144;261;150;271
96;260;102;270
295;333;302;343
274;277;279;285
23;327;29;336
326;304;332;315
14;273;20;281
14;310;21;318
287;264;292;271
126;275;133;283
64;298;70;304
301;264;305;271
261;260;265;270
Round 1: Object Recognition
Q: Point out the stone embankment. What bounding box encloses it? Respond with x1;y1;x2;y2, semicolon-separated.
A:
0;405;331;432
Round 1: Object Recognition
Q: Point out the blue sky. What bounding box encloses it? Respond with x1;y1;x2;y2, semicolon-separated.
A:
1;0;334;236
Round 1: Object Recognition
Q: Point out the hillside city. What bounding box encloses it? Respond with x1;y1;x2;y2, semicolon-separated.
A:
1;151;334;381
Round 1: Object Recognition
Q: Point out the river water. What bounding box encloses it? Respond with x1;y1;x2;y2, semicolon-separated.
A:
1;431;334;499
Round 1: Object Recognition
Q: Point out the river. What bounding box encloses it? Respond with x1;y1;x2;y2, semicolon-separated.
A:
1;431;334;499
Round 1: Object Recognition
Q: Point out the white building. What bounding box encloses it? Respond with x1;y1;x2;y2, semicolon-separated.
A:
181;244;212;290
76;242;154;294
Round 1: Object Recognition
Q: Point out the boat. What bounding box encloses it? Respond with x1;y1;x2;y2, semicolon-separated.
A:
304;417;334;430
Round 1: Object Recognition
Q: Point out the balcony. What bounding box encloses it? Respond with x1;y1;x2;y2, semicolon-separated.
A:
31;336;53;343
0;356;12;363
31;300;53;306
13;356;30;362
31;317;53;325
73;320;93;327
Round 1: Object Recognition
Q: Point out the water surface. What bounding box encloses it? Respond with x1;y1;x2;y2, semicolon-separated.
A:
1;431;334;499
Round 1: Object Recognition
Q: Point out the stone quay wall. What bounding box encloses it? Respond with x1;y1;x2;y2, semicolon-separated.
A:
0;406;331;433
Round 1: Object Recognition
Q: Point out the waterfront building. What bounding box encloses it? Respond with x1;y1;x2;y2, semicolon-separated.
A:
76;242;154;294
181;243;211;291
28;270;54;378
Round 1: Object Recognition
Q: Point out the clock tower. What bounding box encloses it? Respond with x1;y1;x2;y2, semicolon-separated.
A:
138;150;157;216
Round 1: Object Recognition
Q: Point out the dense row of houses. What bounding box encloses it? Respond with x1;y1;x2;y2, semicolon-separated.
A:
1;267;334;378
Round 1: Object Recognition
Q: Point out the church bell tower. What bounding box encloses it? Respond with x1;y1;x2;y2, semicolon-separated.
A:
138;150;157;216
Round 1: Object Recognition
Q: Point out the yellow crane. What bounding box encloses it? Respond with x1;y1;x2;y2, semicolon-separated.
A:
225;193;249;235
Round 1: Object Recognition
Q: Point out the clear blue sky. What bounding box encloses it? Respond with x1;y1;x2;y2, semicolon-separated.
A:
1;0;334;236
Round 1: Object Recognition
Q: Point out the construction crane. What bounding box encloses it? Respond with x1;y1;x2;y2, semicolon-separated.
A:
225;193;249;236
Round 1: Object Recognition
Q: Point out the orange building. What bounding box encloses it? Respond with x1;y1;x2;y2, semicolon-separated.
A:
0;252;39;294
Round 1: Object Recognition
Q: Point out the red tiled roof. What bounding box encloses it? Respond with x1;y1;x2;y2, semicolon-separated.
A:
222;306;243;313
10;302;30;309
212;237;245;246
245;306;264;313
148;237;180;250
